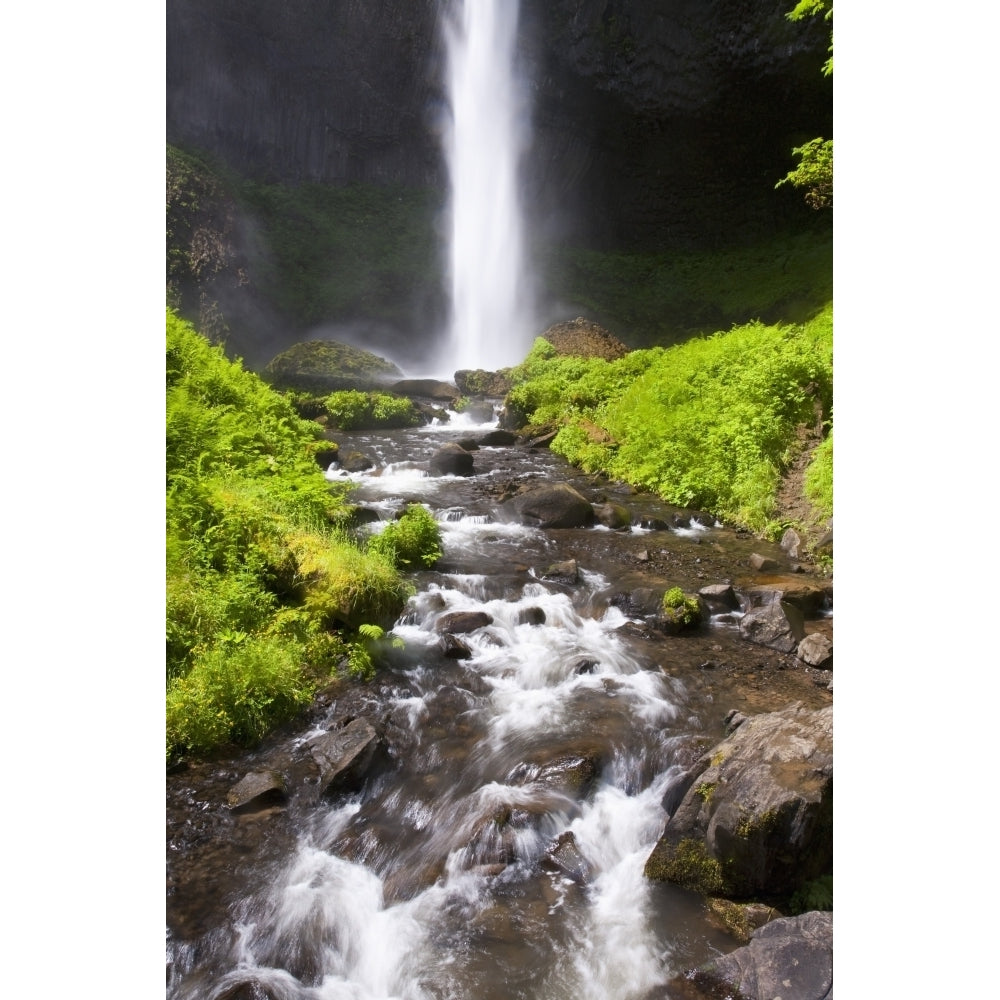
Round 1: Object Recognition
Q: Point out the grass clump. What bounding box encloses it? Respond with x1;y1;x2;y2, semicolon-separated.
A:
804;431;833;521
662;587;702;628
368;504;443;570
166;309;412;759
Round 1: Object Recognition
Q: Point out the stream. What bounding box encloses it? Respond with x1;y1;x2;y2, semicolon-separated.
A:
166;411;833;1000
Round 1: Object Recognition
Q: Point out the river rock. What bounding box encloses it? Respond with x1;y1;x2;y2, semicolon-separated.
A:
309;718;384;798
644;703;832;899
500;482;595;528
434;610;493;634
541;558;579;584
518;606;547;626
797;633;833;668
749;552;780;571
738;599;806;653
438;634;473;659
390;378;460;402
698;583;740;615
339;450;375;472
508;743;604;800
477;428;517;446
226;771;288;813
593;501;632;530
428;442;475;476
313;446;339;470
539;831;592;884
454;369;512;397
780;527;803;560
683;911;834;1000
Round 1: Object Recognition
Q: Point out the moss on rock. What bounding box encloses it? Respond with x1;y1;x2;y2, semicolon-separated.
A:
264;340;402;393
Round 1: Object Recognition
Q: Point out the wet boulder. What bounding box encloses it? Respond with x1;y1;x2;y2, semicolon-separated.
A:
309;717;385;798
390;378;460;403
338;450;376;472
500;482;594;529
477;429;517;446
645;703;832;899
698;583;741;616
780;527;803;560
518;606;547;626
539;831;592;885
438;634;473;659
434;610;493;634
749;552;781;572
429;442;475;476
675;911;833;1000
738;598;806;653
454;369;512;397
593;502;632;530
797;633;833;668
508;744;604;800
541;558;579;585
226;771;288;814
313;446;339;470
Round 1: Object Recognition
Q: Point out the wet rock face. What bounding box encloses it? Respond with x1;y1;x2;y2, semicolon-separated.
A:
645;702;832;899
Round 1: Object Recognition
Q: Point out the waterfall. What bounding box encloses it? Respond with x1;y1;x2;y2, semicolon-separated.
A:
442;0;533;372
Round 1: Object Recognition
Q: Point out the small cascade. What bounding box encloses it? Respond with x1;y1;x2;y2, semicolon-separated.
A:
167;422;819;999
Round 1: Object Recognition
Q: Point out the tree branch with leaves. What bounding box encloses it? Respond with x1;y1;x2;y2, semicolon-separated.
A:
775;1;833;209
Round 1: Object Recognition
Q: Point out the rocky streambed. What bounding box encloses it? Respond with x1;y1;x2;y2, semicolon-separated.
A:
166;410;833;1000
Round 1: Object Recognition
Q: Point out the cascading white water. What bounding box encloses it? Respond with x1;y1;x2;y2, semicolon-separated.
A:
442;0;533;372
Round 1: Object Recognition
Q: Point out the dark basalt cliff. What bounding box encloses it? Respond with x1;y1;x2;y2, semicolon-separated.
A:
167;0;830;248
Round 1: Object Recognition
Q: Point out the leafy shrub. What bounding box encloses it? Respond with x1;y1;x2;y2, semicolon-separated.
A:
368;504;443;570
324;390;423;430
166;310;413;758
166;635;314;754
530;306;834;533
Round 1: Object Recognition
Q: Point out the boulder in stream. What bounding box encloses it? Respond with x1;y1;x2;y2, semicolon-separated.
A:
645;702;832;899
434;610;493;634
309;717;385;798
670;911;833;1000
593;501;632;530
429;442;475;476
738;598;806;653
499;482;594;529
797;633;833;668
226;771;288;814
539;831;593;885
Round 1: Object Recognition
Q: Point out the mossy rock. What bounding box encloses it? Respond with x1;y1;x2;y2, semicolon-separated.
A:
537;317;630;360
644;838;725;895
263;340;402;393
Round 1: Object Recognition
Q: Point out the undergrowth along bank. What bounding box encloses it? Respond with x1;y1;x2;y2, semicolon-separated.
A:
165;309;440;760
505;304;833;539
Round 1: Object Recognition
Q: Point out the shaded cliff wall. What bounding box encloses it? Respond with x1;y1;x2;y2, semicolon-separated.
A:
166;0;831;364
168;0;829;245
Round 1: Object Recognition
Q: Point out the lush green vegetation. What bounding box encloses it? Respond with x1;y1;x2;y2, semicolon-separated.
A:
368;504;444;570
166;309;439;759
504;305;833;537
323;390;424;431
